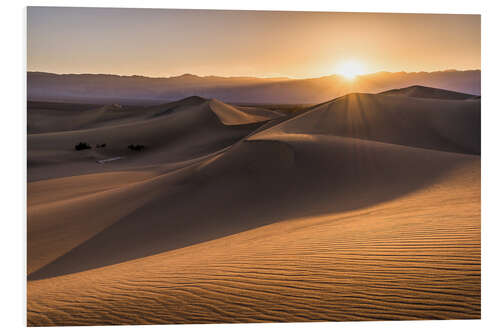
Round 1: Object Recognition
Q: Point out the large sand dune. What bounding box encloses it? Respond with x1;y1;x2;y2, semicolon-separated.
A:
251;92;480;154
27;97;268;181
27;87;480;325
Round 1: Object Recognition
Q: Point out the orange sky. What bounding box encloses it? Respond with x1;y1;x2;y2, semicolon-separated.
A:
27;7;480;78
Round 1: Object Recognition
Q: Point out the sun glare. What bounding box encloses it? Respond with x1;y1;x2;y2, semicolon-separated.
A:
336;60;366;80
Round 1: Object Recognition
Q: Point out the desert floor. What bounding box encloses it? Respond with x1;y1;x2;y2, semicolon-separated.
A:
27;86;480;325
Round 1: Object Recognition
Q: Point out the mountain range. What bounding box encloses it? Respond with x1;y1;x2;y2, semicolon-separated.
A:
27;70;480;105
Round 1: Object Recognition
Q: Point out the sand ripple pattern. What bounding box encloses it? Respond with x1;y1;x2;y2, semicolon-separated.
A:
28;165;480;325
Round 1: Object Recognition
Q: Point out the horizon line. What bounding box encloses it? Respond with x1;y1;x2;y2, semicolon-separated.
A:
27;69;481;81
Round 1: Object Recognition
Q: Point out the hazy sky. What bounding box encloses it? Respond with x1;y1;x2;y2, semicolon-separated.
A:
27;7;481;78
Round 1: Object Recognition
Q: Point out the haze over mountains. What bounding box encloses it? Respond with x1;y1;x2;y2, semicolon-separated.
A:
28;70;480;105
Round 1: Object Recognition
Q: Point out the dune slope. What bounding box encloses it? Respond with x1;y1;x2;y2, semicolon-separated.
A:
27;98;265;181
208;99;283;125
251;93;480;154
27;158;479;325
28;135;477;280
27;90;481;325
379;85;479;100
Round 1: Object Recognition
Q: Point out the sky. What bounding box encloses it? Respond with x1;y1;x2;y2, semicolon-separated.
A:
27;7;481;79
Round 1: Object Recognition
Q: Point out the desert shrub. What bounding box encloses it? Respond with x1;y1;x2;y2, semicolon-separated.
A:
96;143;106;148
75;142;91;151
128;144;145;151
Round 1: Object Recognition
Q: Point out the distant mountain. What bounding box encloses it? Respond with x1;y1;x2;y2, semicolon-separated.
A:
27;70;480;105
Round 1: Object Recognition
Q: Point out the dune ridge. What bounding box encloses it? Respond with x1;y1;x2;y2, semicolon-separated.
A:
379;85;479;100
28;98;269;181
208;99;283;125
250;92;480;155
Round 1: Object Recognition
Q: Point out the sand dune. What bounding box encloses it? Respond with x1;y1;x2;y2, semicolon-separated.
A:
208;99;283;125
27;103;141;134
250;92;480;154
27;88;480;325
27;98;266;181
28;135;477;281
27;160;480;324
379;85;479;100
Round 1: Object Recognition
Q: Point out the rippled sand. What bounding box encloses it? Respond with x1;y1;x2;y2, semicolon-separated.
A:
27;87;480;325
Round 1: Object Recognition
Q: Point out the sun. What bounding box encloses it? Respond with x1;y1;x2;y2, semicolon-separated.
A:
335;60;366;80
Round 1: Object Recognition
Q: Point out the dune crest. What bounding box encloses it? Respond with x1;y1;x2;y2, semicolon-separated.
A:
27;98;265;181
208;99;282;125
379;85;480;100
250;92;480;154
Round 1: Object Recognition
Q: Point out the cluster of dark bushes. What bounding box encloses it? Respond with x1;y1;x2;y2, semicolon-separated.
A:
75;142;105;150
128;144;145;151
74;142;145;152
74;142;91;151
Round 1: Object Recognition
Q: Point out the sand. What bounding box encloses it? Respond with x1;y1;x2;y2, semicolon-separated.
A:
379;85;479;100
208;99;283;125
27;86;481;325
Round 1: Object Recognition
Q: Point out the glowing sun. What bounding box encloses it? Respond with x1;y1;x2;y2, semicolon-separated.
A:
336;60;366;80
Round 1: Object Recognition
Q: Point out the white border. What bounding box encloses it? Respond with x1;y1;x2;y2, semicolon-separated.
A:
3;1;500;332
